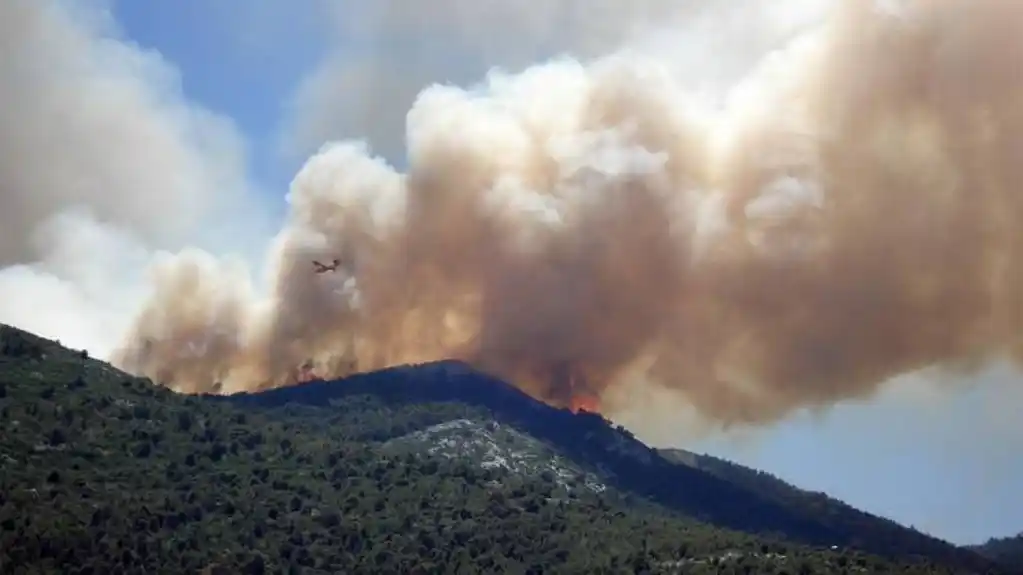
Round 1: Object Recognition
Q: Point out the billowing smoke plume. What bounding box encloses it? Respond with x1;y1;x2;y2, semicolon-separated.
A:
109;0;1023;426
0;0;268;357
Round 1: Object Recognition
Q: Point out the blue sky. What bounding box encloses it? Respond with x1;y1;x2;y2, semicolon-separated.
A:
112;0;323;199
63;0;1021;546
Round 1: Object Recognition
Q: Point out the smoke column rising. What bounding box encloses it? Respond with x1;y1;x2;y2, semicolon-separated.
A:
17;0;1023;428
0;0;267;359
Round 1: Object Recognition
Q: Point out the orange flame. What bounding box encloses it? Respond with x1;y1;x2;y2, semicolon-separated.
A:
569;394;601;414
562;365;601;414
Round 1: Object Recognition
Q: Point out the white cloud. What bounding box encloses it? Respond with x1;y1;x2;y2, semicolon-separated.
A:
0;0;270;356
281;0;831;163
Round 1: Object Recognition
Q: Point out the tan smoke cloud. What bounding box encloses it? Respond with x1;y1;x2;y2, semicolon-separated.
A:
115;0;1023;427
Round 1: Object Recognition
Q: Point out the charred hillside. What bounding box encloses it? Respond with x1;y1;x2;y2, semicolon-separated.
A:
220;361;996;572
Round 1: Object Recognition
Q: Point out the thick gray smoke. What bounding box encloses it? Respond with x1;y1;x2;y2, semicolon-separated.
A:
108;0;1023;427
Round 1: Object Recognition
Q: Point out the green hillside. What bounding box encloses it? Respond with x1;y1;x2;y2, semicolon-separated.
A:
0;324;1000;574
659;447;967;561
969;533;1023;572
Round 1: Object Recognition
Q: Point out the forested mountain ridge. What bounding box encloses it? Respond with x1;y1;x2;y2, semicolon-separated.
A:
657;448;973;563
968;533;1023;572
0;323;1006;573
222;359;996;571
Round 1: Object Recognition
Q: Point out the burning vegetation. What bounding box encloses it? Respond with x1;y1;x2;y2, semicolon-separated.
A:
570;395;602;415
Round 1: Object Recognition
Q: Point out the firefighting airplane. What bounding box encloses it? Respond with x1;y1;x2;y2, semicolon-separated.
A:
312;259;341;273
